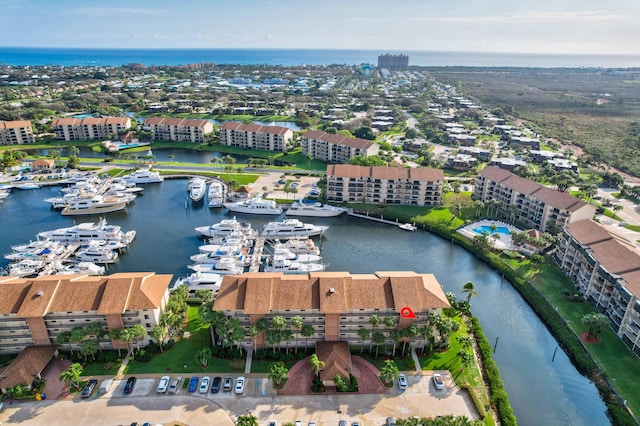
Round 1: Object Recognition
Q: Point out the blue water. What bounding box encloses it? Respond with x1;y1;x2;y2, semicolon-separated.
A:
71;113;95;119
473;225;511;235
1;47;639;68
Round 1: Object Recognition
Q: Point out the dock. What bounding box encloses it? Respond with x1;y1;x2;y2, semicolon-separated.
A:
346;211;416;230
249;237;265;272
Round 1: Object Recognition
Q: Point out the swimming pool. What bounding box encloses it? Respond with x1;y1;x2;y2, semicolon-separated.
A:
473;225;512;235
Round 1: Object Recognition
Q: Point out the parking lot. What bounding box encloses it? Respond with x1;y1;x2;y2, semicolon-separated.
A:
0;372;478;425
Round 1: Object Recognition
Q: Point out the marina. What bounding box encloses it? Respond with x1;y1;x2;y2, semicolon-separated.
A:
0;178;609;426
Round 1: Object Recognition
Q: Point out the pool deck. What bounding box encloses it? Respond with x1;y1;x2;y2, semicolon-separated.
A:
458;220;521;250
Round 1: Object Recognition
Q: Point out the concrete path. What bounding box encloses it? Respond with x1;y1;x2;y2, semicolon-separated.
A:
410;346;423;373
245;349;253;374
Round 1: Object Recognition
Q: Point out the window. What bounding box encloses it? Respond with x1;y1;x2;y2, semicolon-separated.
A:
144;315;149;320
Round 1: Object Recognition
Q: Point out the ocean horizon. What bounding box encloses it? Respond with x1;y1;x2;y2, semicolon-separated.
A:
1;47;639;68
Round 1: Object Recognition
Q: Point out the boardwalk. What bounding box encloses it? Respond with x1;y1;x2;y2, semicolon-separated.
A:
249;237;265;272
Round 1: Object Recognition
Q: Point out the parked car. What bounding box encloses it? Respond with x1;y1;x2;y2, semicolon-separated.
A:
294;421;302;426
309;422;317;426
235;376;245;394
268;422;278;426
99;378;113;394
397;374;407;390
223;376;233;392
432;373;445;390
338;421;347;426
199;376;211;394
308;189;320;196
211;376;221;393
386;417;396;426
168;376;181;394
188;376;199;393
157;376;170;393
124;377;137;394
81;379;98;398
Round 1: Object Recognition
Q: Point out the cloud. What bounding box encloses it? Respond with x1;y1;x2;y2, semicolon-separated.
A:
410;10;626;24
265;33;275;40
70;7;167;17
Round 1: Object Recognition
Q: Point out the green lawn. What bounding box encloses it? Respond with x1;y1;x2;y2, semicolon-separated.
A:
125;307;245;375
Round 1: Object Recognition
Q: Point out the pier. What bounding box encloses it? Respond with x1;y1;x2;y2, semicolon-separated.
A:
249;237;265;272
346;211;416;231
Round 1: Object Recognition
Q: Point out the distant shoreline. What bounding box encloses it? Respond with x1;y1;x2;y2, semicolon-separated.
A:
1;47;639;68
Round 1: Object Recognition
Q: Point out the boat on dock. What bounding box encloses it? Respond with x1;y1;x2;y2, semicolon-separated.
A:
261;218;328;239
37;218;136;244
207;181;224;208
263;256;326;274
123;167;164;184
60;193;135;216
269;238;321;256
223;196;283;215
398;223;417;231
170;271;223;296
188;177;206;203
188;256;245;275
286;200;346;217
195;217;255;238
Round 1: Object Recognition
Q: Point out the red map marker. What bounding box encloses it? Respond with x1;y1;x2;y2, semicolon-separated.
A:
400;307;417;319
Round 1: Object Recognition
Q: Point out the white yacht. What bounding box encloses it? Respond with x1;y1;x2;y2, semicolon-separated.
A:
189;177;206;203
195;218;254;238
188;256;244;275
224;197;283;215
286;200;346;217
270;238;321;256
4;242;66;261
261;219;328;239
61;193;135;216
123;167;164;184
38;219;136;244
207;181;225;208
171;272;223;295
267;247;322;263
8;259;47;277
74;247;119;264
0;189;11;201
190;246;250;266
263;256;326;274
39;261;105;276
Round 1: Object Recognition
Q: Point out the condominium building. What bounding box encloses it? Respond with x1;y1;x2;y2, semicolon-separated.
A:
144;117;213;143
554;220;640;356
377;54;410;69
0;120;36;145
52;117;132;141
219;122;293;152
473;167;595;232
301;131;380;163
326;164;444;206
0;272;171;355
212;271;450;352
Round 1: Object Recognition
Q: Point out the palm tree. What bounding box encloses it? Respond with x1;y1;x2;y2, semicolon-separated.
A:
59;363;84;391
127;324;147;351
369;314;381;350
80;339;99;361
301;323;315;350
305;153;313;168
268;361;288;386
108;328;125;356
309;353;325;379
357;328;370;354
56;330;73;354
151;325;168;352
378;359;400;385
236;415;259;426
462;281;478;304
372;332;386;358
291;316;304;354
195;347;212;367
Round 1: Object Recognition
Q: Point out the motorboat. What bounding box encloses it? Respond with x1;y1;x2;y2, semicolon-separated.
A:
61;193;136;216
38;219;136;245
207;232;255;247
0;189;10;201
8;259;47;277
398;223;418;231
207;181;225;208
56;261;106;276
4;242;66;261
123;167;164;184
261;218;328;239
74;247;119;264
190;246;250;266
195;217;254;238
223;196;283;215
14;182;41;190
263;256;325;274
189;177;206;203
270;238;321;256
188;256;244;275
171;271;223;295
11;239;64;253
266;247;322;263
286;200;346;217
80;239;129;251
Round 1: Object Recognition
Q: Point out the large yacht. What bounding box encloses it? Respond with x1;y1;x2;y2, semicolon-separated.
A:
60;193;136;216
285;200;346;217
123;167;164;184
261;218;328;239
263;256;326;274
37;219;136;244
195;217;255;238
223;196;283;215
188;177;206;203
171;272;223;296
207;181;225;208
269;238;321;256
188;256;245;275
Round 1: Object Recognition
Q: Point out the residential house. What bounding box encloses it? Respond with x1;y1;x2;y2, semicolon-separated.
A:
301;131;379;163
473;167;595;232
52;117;132;141
144;117;213;143
326;164;443;206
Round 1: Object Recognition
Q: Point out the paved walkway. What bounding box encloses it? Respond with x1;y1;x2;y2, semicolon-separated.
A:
410;346;423;373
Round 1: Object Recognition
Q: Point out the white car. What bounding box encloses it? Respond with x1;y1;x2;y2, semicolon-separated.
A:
397;373;408;390
157;376;170;393
432;373;445;390
235;376;245;394
200;376;211;394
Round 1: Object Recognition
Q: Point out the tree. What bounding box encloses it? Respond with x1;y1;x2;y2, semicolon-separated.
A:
372;331;385;357
462;281;478;304
194;289;213;304
127;324;147;351
291;316;304;354
151;325;167;352
59;363;84;391
354;126;376;140
305;153;313;168
80;339;99;361
357;328;370;354
236;414;259;426
378;359;400;384
108;328;125;356
268;361;288;386
581;312;609;339
56;330;73;353
70;326;86;346
195;347;212;367
301;323;315;349
334;374;349;392
309;353;325;378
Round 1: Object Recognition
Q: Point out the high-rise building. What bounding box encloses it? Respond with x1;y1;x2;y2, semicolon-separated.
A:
377;53;409;69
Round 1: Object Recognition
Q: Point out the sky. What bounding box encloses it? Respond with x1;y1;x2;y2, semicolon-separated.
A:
1;0;639;54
